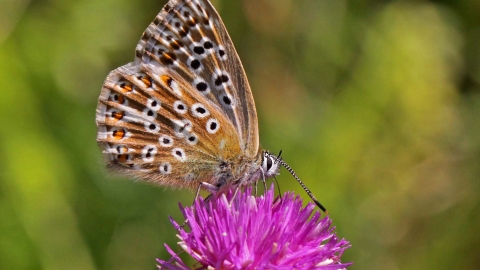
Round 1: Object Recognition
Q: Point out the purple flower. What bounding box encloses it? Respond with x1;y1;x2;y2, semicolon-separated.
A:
158;186;351;269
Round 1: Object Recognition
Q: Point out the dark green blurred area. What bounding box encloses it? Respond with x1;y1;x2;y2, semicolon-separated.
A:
1;0;480;269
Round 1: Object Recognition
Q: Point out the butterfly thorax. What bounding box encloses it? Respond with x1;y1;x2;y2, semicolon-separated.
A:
210;150;280;193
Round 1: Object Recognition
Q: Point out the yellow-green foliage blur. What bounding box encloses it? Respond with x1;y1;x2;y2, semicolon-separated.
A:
1;0;479;269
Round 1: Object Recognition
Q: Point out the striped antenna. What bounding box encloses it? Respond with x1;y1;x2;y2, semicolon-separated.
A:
278;159;328;214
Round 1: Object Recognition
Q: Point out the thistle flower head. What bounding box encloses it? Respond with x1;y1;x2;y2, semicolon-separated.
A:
158;186;351;269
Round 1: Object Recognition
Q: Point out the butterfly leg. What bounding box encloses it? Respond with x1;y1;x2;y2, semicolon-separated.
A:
228;185;241;207
200;181;220;192
192;181;219;203
180;182;220;228
204;193;213;203
178;184;203;228
193;182;203;203
259;167;268;192
273;176;282;198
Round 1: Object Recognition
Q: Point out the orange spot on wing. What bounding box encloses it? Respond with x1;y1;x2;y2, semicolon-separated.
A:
111;111;125;121
117;95;125;104
188;18;197;27
160;52;176;66
119;82;133;93
161;75;173;86
142;77;152;88
117;154;130;163
112;129;126;140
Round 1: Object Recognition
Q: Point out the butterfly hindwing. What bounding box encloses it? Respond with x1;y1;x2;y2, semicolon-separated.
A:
96;63;243;189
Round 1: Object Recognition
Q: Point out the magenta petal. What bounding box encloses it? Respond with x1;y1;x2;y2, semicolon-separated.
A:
157;244;190;270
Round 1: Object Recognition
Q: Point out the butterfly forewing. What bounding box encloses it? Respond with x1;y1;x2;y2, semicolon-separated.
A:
96;63;243;189
134;0;259;158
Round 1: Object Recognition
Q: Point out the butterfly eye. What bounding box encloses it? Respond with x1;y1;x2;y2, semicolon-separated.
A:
262;154;279;176
266;157;273;171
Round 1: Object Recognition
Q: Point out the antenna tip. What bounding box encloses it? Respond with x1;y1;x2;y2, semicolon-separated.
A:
314;200;328;213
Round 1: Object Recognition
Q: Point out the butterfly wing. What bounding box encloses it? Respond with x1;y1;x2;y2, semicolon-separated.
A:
96;62;243;189
134;0;259;158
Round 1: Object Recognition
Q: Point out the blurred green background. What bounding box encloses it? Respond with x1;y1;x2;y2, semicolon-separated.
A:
1;0;479;269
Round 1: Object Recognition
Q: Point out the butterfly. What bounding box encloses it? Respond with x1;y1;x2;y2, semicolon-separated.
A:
96;0;326;212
